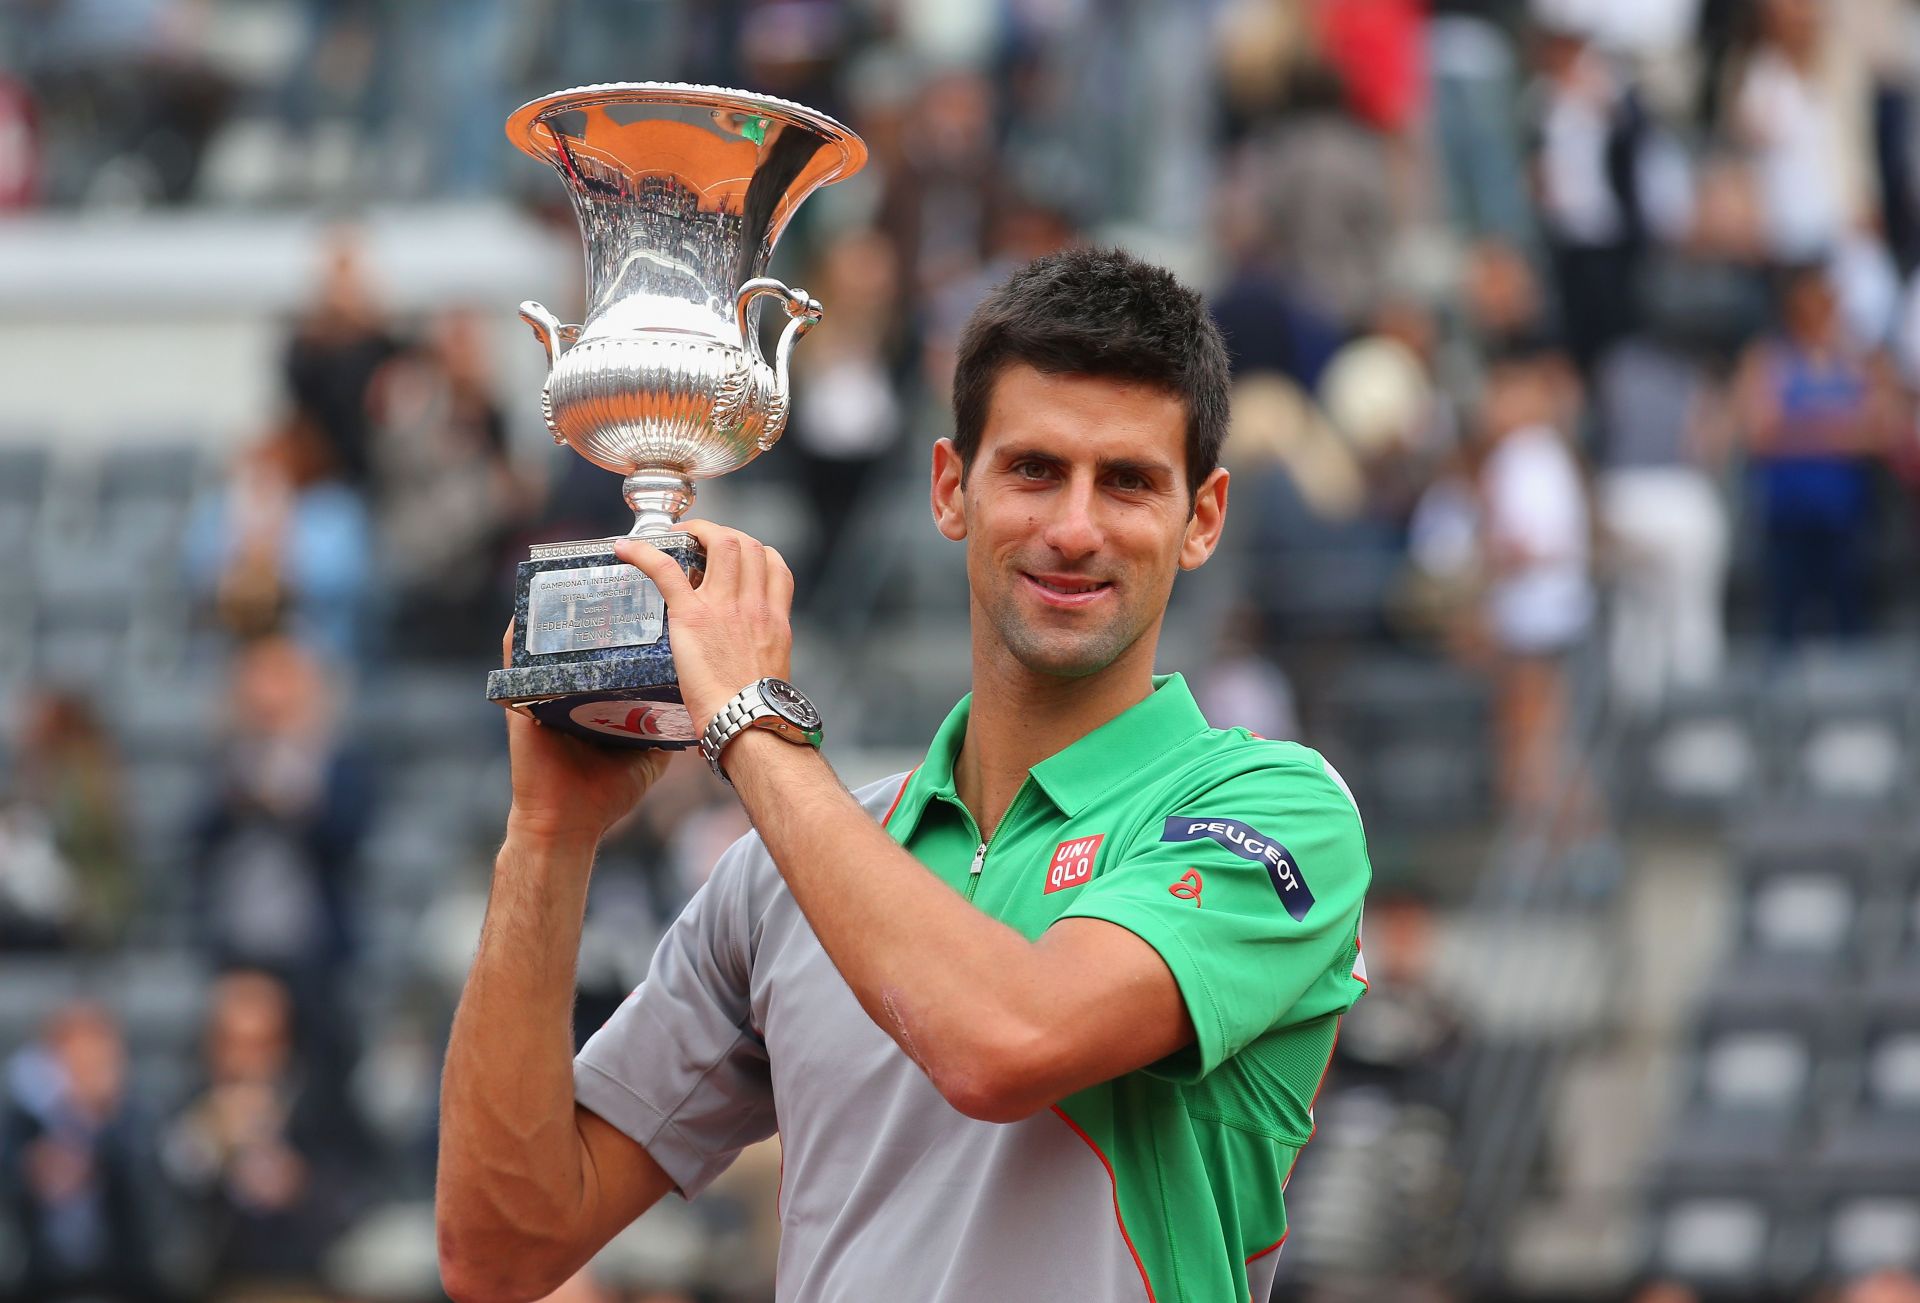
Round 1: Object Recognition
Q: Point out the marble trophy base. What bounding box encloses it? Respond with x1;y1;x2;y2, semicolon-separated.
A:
485;533;705;750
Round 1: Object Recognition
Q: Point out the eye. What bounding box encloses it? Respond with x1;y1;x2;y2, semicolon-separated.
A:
1012;460;1053;481
1111;471;1150;492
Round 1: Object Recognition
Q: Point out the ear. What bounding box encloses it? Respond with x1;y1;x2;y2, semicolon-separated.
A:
931;438;968;541
1179;467;1229;571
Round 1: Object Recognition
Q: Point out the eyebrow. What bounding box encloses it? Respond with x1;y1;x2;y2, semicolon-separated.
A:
997;447;1178;482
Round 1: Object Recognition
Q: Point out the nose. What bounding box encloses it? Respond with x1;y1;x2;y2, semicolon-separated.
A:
1040;474;1102;562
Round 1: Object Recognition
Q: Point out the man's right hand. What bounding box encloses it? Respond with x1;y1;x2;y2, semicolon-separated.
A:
499;621;676;852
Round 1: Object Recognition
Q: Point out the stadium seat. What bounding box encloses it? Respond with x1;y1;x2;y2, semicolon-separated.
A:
105;950;211;1055
1642;1181;1818;1298
1706;859;1873;1010
0;444;50;501
1818;1013;1920;1184
1761;647;1916;810
0;446;47;566
1627;681;1770;818
1319;655;1494;829
1816;1184;1920;1281
107;674;223;763
0;954;89;1048
95;441;202;505
90;442;203;557
349;666;504;762
31;595;137;685
1863;864;1920;1012
1657;1006;1834;1180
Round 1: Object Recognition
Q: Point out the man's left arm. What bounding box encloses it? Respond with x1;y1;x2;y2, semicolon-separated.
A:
619;525;1192;1123
731;728;1193;1121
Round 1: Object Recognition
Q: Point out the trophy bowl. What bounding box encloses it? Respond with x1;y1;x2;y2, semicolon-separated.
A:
484;82;867;747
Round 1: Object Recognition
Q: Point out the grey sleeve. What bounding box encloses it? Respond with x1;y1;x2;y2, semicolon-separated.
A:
573;833;775;1200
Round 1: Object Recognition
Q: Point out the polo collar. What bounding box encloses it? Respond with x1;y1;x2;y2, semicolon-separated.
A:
887;674;1210;838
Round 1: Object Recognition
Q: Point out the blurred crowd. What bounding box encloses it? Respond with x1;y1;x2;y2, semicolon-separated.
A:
2;0;1920;1299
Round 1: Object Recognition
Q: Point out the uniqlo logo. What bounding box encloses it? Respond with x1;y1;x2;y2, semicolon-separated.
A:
1044;834;1105;893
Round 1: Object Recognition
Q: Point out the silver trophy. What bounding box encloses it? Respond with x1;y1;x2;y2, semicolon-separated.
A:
485;82;867;747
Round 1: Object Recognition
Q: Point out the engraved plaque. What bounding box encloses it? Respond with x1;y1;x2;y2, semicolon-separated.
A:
526;564;665;655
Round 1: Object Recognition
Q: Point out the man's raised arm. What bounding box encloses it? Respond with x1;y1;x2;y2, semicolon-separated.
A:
436;632;676;1303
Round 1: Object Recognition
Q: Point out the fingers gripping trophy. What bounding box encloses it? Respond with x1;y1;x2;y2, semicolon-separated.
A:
485;84;867;747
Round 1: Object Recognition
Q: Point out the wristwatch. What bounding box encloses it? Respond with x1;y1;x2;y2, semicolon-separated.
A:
699;677;825;781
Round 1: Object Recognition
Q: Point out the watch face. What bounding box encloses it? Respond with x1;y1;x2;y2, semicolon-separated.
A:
761;677;820;730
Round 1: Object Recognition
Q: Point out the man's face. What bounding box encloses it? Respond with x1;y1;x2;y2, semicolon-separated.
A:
932;363;1228;680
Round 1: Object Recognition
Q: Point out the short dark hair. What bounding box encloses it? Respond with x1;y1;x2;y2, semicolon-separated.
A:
950;246;1231;497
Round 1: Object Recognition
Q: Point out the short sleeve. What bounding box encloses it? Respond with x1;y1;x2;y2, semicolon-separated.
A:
1054;751;1370;1081
574;834;777;1198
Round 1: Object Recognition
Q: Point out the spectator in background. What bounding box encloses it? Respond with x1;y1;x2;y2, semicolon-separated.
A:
1460;237;1560;360
1;1001;164;1303
1242;64;1400;330
1528;20;1677;374
183;415;372;663
1593;317;1733;713
1332;887;1464;1107
0;72;37;209
1476;338;1594;813
1734;262;1903;645
1320;300;1459;527
2;689;132;948
1727;0;1874;264
188;637;371;1011
1192;603;1300;741
1632;153;1772;368
785;228;909;612
879;68;1003;313
1429;0;1534;244
366;308;532;660
282;230;398;490
1209;160;1343;390
162;969;366;1296
1315;0;1425;138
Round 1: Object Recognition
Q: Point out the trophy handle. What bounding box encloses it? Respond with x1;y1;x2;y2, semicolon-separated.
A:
734;278;824;399
519;300;582;368
520;300;584;444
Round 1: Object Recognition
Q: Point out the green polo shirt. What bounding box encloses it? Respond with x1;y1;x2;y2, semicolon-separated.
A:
884;673;1373;1301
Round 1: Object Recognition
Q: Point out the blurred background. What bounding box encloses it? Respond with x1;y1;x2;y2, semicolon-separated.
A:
0;0;1918;1300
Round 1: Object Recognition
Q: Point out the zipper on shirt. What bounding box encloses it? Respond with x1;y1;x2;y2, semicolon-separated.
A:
964;780;1034;902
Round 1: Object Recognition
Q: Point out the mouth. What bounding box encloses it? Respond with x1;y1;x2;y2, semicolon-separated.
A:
1020;571;1114;608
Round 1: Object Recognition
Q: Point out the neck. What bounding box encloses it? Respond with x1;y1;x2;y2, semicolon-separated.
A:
954;620;1160;839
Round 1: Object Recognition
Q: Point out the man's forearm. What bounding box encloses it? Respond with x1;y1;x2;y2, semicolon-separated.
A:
437;825;600;1283
724;731;1056;1116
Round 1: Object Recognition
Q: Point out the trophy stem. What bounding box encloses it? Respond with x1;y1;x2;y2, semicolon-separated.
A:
624;469;694;538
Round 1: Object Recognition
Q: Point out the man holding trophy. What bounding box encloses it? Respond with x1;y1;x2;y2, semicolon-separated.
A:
440;84;1371;1302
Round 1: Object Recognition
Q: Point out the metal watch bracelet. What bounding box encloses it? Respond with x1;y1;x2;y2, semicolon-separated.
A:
699;678;823;782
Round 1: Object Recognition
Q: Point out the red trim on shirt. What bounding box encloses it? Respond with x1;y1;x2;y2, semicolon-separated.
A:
880;767;918;828
1050;1106;1157;1302
1246;1228;1289;1262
